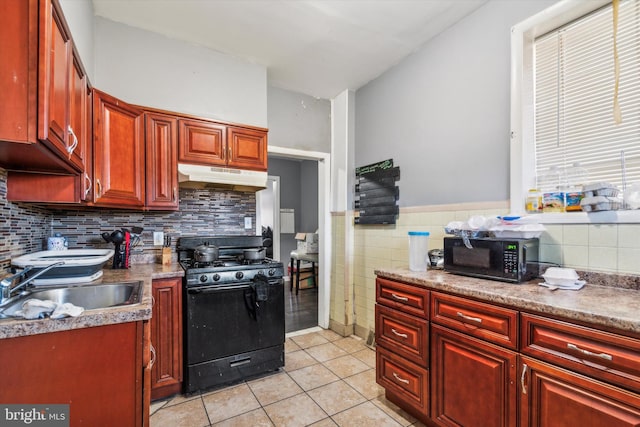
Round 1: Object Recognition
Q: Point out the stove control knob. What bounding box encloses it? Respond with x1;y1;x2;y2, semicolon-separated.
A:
236;271;244;280
268;269;276;276
199;275;208;283
258;270;264;276
212;274;221;282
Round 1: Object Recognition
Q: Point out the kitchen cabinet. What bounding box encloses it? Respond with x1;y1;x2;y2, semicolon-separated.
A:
430;324;517;427
375;274;640;427
179;118;268;171
178;118;226;166
520;357;640;427
430;292;518;427
151;277;183;400
145;112;179;210
227;126;268;171
93;89;145;208
375;277;430;423
0;0;88;175
0;321;148;427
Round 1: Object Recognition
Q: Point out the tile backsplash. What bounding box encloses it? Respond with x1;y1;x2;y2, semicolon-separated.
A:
0;169;257;270
348;201;640;339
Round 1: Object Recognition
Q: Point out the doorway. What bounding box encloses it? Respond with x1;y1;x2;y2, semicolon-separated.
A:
258;146;331;331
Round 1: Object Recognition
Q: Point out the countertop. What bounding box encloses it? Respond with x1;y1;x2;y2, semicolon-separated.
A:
375;268;640;336
0;263;184;340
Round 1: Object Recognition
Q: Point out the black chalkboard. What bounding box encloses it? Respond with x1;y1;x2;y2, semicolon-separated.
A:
354;159;400;225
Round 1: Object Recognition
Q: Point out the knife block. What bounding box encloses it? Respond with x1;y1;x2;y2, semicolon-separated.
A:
161;247;172;265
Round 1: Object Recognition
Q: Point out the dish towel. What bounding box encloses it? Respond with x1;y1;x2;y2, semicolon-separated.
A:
15;299;85;320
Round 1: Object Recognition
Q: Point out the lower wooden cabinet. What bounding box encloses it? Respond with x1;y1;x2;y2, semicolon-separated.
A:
151;277;183;400
376;346;429;418
430;324;518;427
376;276;640;427
520;357;640;427
0;321;146;427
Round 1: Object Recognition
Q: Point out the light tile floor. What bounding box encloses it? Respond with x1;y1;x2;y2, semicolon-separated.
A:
150;329;427;427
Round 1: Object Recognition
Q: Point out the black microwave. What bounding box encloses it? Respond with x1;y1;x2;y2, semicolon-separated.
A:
443;237;539;283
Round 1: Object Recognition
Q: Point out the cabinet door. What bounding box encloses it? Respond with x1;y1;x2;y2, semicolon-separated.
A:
145;113;178;210
69;50;91;200
520;357;640;427
0;322;143;427
0;0;37;144
37;0;83;172
151;278;183;400
227;126;268;171
178;118;226;166
431;324;517;427
93;89;145;208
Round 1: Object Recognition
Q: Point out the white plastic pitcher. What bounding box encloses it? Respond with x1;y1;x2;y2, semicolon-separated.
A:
408;231;430;272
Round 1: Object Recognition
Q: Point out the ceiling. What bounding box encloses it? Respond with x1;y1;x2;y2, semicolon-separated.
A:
92;0;488;100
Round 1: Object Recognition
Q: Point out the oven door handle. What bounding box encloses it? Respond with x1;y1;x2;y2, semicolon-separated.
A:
187;284;251;294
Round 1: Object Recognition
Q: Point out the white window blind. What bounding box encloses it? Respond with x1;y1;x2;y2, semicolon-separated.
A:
534;0;640;191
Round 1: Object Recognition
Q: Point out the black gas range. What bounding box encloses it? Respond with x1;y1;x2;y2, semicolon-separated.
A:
178;236;285;394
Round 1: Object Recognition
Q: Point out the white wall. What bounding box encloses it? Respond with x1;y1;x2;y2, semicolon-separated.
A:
267;86;331;152
59;0;95;81
354;0;558;208
94;17;267;127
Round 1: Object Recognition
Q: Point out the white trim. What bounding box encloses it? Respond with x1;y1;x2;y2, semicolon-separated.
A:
256;176;281;260
268;144;332;330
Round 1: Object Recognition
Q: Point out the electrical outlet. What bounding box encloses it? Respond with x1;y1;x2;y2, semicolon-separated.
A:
244;217;252;229
153;231;164;246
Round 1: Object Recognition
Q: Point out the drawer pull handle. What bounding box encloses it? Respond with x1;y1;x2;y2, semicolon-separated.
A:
567;343;613;361
391;328;408;339
392;372;409;384
521;363;528;394
456;311;482;324
391;293;409;302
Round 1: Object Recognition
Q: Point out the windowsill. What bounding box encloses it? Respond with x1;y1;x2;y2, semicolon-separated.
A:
517;209;640;225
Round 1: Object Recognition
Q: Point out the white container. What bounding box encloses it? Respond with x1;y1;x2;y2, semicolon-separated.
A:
408;231;430;272
542;267;579;286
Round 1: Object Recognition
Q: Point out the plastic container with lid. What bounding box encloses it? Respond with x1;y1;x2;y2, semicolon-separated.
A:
525;189;542;213
539;166;565;212
565;162;589;211
408;231;430;272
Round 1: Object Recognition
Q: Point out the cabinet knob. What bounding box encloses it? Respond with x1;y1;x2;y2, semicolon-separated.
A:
95;179;102;197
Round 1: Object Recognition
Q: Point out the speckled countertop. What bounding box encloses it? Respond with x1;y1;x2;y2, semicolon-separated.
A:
0;263;184;340
375;268;640;336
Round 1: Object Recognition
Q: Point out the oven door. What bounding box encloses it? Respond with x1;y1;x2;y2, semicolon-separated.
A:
184;279;284;365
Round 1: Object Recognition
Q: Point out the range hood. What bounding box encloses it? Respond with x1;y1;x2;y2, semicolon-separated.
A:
178;163;267;191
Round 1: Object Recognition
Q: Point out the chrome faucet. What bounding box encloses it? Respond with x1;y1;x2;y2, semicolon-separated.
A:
0;262;65;305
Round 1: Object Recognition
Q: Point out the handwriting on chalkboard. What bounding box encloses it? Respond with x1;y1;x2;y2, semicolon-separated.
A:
355;159;393;176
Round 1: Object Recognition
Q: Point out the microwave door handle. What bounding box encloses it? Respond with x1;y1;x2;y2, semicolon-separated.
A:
521;245;528;273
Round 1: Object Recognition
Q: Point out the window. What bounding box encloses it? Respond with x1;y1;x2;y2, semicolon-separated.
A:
511;0;640;223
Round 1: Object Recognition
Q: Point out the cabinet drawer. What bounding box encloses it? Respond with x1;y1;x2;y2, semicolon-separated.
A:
376;346;429;416
376;304;429;366
376;277;430;318
431;292;518;350
521;313;640;393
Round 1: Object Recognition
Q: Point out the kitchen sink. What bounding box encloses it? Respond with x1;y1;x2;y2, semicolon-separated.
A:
0;281;143;319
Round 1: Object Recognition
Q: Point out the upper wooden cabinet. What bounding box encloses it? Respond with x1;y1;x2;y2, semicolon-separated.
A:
146;112;179;210
0;0;87;174
178;118;226;166
227;126;267;171
93;90;145;208
179;119;267;171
